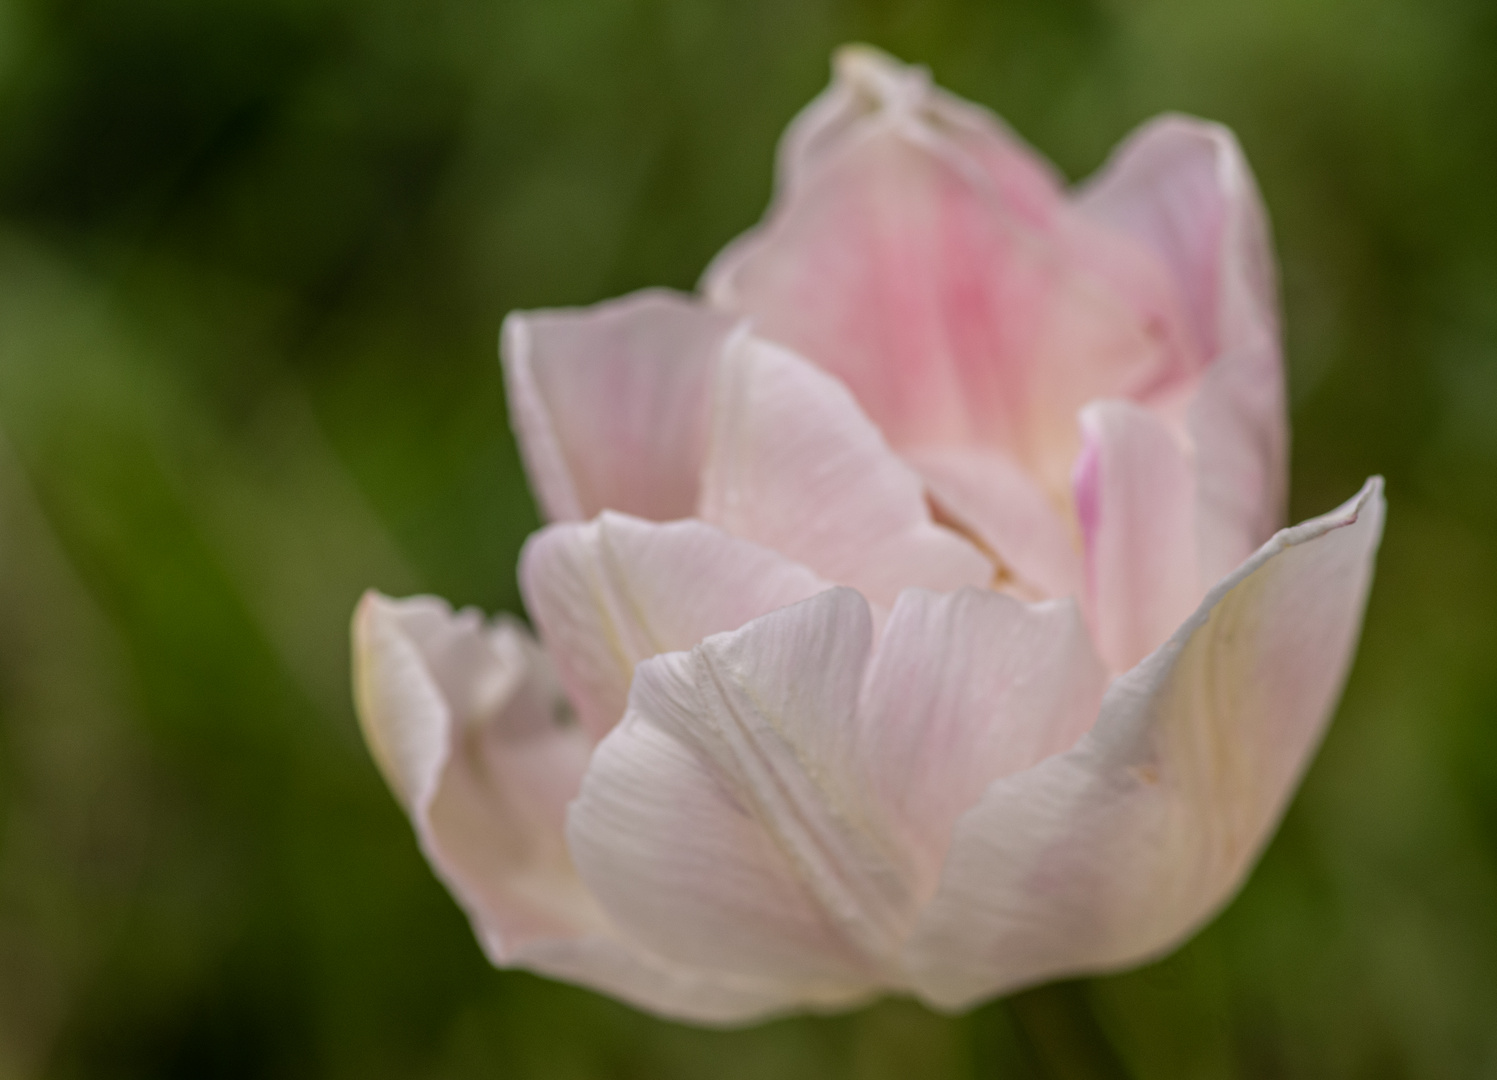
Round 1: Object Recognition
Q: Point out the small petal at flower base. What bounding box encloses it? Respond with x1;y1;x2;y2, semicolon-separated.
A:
353;45;1384;1025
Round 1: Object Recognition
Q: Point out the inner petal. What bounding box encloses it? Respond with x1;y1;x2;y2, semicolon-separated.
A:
697;331;991;607
707;104;1195;508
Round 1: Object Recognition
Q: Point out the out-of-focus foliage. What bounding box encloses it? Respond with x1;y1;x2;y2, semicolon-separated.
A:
0;0;1495;1076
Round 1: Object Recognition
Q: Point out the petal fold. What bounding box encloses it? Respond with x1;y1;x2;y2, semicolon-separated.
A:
520;512;829;740
356;591;841;1026
698;332;990;605
909;445;1081;599
502;289;736;522
903;478;1385;1010
352;592;602;949
567;589;912;998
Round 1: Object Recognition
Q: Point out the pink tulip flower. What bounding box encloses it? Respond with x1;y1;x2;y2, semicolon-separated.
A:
353;46;1384;1024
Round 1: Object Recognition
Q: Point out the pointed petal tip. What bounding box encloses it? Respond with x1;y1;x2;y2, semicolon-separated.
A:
353;585;389;620
1143;475;1385;679
352;589;377;640
1282;474;1384;548
501;287;702;335
832;42;897;72
1349;472;1386;511
1087;112;1248;183
347;584;401;635
1135;111;1238;141
497;305;525;355
831;44;926;97
350;591;457;815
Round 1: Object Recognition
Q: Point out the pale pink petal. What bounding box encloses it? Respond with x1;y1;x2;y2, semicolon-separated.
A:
501;289;736;522
1078;115;1276;358
1074;400;1202;672
697;332;990;606
519;512;829;741
352;592;603;949
703;49;1187;495
1191;333;1287;585
903;478;1385;1010
908;445;1081;600
776;45;1065;230
567;589;913;998
857;588;1108;897
1078;117;1285;582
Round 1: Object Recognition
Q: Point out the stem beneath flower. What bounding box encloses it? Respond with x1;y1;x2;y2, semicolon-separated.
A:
1005;981;1134;1080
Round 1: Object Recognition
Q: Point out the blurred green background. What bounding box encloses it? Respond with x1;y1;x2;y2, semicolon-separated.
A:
1;0;1495;1076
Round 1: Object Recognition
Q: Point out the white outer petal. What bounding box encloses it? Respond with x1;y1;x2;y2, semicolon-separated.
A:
567;589;912;997
904;478;1385;1010
857;587;1108;898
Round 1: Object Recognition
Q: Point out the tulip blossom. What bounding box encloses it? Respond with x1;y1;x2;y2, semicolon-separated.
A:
353;46;1383;1024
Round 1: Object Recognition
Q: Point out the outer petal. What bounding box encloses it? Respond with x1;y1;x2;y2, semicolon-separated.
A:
903;478;1385;1010
703;47;1190;495
857;588;1108;896
1074;400;1202;672
568;589;912;1000
501;289;736;522
698;332;990;605
352;592;603;948
1078;118;1285;583
520;512;829;740
354;592;820;1026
